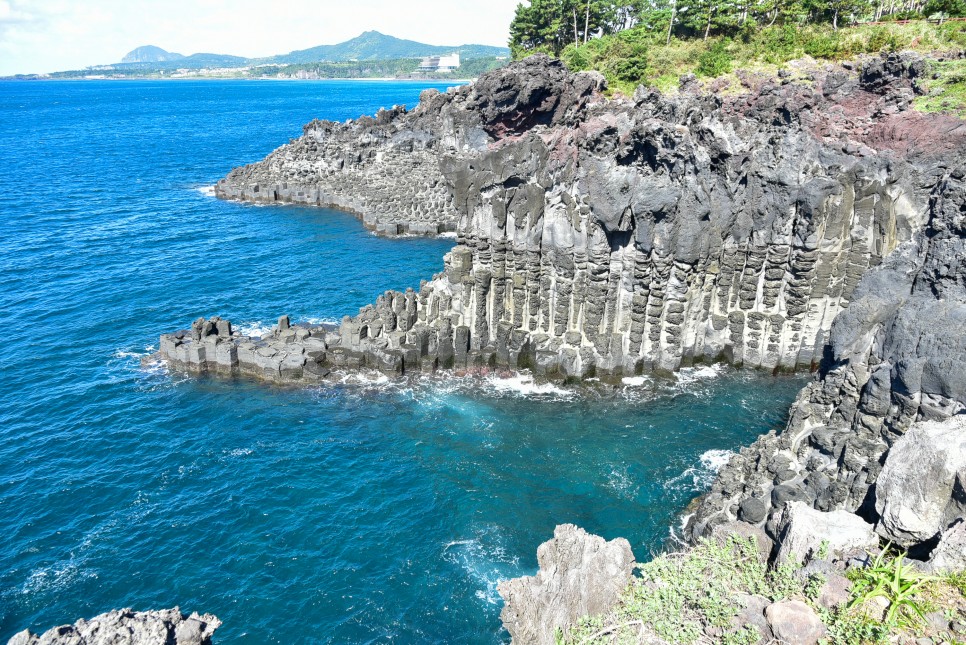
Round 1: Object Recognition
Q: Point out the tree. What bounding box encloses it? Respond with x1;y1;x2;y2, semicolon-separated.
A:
509;0;632;57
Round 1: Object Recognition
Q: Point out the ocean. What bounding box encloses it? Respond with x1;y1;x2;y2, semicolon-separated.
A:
0;79;807;643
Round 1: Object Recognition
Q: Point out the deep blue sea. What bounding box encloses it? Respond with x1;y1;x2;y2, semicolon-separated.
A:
0;79;807;643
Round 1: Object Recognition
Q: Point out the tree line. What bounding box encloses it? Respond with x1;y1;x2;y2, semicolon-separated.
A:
509;0;966;56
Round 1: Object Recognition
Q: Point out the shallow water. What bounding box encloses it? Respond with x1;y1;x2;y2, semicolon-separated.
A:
0;79;807;643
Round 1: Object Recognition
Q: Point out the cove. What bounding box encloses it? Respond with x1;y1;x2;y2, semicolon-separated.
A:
0;79;806;643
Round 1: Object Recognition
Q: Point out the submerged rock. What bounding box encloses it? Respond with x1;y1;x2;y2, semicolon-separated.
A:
7;608;220;645
497;524;634;645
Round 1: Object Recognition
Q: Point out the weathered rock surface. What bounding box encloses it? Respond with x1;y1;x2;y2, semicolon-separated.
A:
164;53;966;387
928;519;966;572
689;127;966;543
875;415;966;546
7;608;220;645
765;600;827;645
774;501;878;566
497;524;634;645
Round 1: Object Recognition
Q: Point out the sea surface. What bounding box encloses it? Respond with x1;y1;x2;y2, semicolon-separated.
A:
0;79;808;643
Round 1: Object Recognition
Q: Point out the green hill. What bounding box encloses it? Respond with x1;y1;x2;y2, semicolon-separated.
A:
266;30;509;64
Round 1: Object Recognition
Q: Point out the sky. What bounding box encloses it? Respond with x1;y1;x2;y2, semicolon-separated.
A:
0;0;521;76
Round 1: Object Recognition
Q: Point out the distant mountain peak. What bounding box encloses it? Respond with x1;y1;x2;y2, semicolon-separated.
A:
121;46;185;64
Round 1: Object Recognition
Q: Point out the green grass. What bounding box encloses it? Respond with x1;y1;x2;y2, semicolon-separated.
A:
558;538;966;645
559;535;811;644
916;58;966;117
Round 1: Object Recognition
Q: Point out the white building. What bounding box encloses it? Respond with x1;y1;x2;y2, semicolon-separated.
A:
418;53;460;73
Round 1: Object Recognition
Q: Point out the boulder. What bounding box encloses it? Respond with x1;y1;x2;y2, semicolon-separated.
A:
731;593;773;641
765;600;827;645
7;608;220;645
711;520;774;564
498;524;634;645
875;415;966;546
775;502;879;566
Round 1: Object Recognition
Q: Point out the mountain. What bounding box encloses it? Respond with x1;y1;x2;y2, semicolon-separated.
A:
115;53;249;70
121;46;184;64
267;31;510;65
104;32;508;74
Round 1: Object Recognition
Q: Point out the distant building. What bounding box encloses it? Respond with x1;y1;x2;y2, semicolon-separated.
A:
418;53;460;73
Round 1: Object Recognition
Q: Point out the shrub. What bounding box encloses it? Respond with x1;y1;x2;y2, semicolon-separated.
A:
865;26;902;53
696;39;733;77
754;25;801;64
805;33;844;59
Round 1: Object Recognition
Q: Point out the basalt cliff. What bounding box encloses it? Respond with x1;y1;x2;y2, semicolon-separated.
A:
157;52;966;642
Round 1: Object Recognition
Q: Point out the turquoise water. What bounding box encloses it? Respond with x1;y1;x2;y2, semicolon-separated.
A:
0;79;807;643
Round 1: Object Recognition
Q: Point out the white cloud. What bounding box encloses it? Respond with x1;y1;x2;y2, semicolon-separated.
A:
0;0;519;75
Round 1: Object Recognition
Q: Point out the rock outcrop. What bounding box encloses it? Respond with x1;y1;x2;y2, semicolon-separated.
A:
7;608;220;645
688;114;966;544
157;52;966;642
497;524;634;645
163;53;965;385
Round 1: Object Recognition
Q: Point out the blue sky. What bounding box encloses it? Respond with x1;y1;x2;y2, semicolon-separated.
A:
0;0;520;75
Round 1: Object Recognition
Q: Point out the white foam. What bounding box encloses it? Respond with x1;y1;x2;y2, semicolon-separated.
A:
482;373;573;399
621;376;649;387
699;449;734;473
193;185;216;197
437;231;458;239
20;560;97;597
302;316;339;327
338;371;391;387
237;321;274;339
442;529;521;606
674;364;727;388
663;449;735;493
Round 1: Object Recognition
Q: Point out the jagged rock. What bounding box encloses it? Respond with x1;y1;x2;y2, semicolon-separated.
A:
7;608;220;645
875;415;966;546
497;524;634;645
775;502;879;566
764;600;827;645
167;52;966;391
927;519;966;573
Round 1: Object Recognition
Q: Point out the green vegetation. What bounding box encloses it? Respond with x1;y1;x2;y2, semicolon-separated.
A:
559;535;809;644
24;56;508;82
511;0;966;109
845;548;938;627
916;57;966;116
559;538;966;644
511;0;966;59
557;20;966;95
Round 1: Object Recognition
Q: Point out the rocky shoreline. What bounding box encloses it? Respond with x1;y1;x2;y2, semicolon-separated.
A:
7;608;220;645
148;51;966;642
